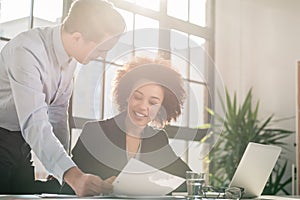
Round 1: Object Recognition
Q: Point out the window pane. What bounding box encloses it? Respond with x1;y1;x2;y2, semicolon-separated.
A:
188;141;210;173
104;9;134;62
170;29;188;79
0;0;31;22
33;0;62;27
0;0;31;38
72;61;104;120
135;48;159;58
189;35;206;48
170;53;188;79
104;63;120;119
105;33;134;63
116;8;134;31
136;0;159;11
189;35;206;82
167;0;188;21
170;80;188;127
188;82;205;128
135;14;159;29
123;0;135;3
134;15;159;48
189;0;207;27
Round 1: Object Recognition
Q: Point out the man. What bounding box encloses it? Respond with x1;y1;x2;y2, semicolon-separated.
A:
0;0;125;196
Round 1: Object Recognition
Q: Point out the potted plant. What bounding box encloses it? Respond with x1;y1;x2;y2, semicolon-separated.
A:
206;88;294;195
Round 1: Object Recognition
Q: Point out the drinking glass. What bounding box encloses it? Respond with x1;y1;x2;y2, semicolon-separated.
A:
186;171;206;199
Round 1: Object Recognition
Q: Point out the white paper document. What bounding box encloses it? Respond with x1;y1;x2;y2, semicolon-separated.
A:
39;193;77;198
112;158;185;196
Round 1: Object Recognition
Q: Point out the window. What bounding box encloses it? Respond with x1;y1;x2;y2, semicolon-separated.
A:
72;0;214;173
0;0;62;39
0;0;215;177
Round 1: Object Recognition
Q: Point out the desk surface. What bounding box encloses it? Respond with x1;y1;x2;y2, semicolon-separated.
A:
1;194;300;200
0;194;185;200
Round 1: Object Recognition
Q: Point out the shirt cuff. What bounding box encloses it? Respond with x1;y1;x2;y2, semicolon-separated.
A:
53;155;76;185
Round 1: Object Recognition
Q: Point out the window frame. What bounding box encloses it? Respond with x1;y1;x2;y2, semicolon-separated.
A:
0;0;215;176
0;0;215;156
68;1;215;162
69;0;215;138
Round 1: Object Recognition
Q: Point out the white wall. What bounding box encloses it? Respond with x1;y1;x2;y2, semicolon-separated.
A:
215;0;300;194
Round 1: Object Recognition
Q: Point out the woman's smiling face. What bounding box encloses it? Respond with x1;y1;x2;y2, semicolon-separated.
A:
127;83;164;128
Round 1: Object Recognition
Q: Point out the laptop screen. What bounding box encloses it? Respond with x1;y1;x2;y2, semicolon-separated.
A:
229;142;281;198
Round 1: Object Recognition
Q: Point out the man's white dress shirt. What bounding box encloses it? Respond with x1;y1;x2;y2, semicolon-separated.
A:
0;25;76;183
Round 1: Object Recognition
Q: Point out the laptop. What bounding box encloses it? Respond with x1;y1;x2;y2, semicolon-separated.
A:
228;142;281;198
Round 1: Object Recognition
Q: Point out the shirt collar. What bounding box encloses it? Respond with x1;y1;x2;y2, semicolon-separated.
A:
52;25;73;67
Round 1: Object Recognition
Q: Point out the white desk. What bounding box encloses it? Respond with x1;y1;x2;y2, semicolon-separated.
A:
0;194;300;200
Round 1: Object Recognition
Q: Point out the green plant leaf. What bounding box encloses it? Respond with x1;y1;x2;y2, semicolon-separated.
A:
208;88;294;194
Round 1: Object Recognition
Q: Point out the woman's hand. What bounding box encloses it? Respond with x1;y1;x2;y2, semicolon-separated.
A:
105;176;116;184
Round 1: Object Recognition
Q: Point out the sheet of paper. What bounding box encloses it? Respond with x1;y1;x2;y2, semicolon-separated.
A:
112;158;185;196
39;193;77;198
259;195;297;200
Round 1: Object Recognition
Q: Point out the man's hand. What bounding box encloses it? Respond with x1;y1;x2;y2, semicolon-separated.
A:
64;166;113;197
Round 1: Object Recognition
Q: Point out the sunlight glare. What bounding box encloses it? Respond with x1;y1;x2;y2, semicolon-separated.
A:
136;0;159;11
190;0;207;27
167;0;188;21
0;0;31;22
0;0;62;23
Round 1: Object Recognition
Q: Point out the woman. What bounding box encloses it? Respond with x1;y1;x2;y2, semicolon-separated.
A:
63;57;190;194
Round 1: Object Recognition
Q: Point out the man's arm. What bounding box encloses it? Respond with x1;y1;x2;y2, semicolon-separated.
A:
49;79;114;196
8;47;75;182
7;48;112;196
